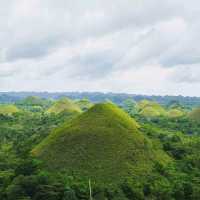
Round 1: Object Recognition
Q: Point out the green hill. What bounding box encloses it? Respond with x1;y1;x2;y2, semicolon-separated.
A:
0;104;20;115
33;103;170;185
75;98;93;111
17;96;50;106
46;98;82;114
16;96;52;112
167;100;184;109
167;109;185;118
122;98;138;115
138;100;167;118
189;107;200;123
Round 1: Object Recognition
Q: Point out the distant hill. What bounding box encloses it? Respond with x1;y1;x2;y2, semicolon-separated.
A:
16;96;51;107
75;98;93;111
0;92;200;108
167;100;185;110
16;96;52;112
0;104;20;115
46;97;82;114
167;109;185;118
138;100;167;118
189;107;200;123
33;103;170;185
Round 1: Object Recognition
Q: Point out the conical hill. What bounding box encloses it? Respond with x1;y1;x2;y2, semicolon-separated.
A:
33;103;170;185
46;97;82;114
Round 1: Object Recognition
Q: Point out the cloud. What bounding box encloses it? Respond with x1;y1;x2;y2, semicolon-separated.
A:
170;65;200;83
0;0;200;96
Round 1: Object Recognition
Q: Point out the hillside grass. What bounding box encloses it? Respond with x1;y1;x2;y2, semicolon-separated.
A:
138;100;167;118
0;104;20;115
167;109;185;118
33;103;170;185
189;107;200;123
46;97;82;114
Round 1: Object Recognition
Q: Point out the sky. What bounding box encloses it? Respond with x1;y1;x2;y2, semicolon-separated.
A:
0;0;200;96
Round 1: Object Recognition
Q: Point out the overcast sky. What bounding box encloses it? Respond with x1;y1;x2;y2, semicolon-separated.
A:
0;0;200;96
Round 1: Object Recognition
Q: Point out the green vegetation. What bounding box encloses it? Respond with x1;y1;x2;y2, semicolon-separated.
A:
46;97;82;114
121;98;138;116
189;107;200;123
1;96;200;199
167;108;185;118
75;98;93;111
17;96;48;106
33;103;169;185
16;96;52;112
0;104;20;115
138;100;167;118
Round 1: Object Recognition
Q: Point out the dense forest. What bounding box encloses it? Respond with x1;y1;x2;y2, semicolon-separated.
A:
1;95;200;199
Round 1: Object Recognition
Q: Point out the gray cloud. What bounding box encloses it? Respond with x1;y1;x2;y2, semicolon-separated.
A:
0;0;200;96
170;65;200;83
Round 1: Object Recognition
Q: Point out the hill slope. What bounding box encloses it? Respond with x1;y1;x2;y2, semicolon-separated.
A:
46;98;82;114
0;104;20;115
167;109;185;118
189;107;200;123
138;100;167;118
33;103;170;185
75;98;93;111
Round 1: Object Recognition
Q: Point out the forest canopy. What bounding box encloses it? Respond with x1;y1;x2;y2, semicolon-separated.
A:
0;94;200;199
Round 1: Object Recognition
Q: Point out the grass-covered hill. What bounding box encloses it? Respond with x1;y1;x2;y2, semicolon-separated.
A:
16;96;52;112
75;98;93;111
138;100;167;118
33;103;170;185
167;108;185;118
46;97;82;114
17;96;50;106
189;107;200;123
0;104;20;115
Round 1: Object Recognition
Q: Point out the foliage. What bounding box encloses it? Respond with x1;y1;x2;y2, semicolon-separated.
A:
33;103;170;185
189;107;200;123
0;105;20;115
1;98;200;199
75;98;93;111
121;98;138;116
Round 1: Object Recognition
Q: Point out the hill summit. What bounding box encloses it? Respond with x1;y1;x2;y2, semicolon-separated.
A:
138;100;167;118
33;103;170;185
46;97;82;114
75;98;93;111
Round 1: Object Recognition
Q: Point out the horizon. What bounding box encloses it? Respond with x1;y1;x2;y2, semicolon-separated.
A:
1;90;200;98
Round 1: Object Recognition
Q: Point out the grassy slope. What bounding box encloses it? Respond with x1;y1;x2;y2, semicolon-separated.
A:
33;103;170;185
189;107;200;122
46;98;82;114
167;109;185;118
138;100;167;117
0;104;20;115
75;98;93;111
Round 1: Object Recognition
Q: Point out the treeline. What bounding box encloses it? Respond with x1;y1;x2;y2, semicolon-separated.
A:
0;92;200;107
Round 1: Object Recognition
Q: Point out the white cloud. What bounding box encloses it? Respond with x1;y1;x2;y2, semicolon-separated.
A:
0;0;200;96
